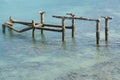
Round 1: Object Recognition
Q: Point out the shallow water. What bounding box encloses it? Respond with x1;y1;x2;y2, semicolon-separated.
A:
0;0;120;80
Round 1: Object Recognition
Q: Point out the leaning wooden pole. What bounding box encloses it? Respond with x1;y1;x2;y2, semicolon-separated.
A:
96;19;100;46
32;20;36;39
39;11;45;35
62;17;66;42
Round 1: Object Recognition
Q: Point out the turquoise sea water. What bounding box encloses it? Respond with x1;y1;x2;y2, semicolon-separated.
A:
0;0;120;80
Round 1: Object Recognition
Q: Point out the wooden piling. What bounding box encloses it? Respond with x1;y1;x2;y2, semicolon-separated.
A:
39;11;45;35
72;15;75;38
66;13;75;38
105;18;109;41
62;17;66;42
2;13;106;45
9;16;13;22
101;16;112;42
2;24;6;33
96;19;100;46
32;20;36;39
53;15;100;44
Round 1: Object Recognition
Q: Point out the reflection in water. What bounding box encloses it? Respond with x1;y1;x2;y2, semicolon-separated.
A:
62;41;66;49
95;47;107;64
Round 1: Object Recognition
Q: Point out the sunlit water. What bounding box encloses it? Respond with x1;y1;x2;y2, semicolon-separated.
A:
0;0;120;80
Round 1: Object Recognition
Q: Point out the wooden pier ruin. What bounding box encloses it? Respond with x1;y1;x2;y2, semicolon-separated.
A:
2;11;74;42
52;15;100;45
2;11;112;46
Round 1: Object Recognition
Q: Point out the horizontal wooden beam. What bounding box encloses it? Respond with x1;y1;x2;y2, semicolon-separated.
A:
44;24;72;29
5;21;14;26
52;15;98;21
35;27;62;32
3;23;33;33
10;18;41;27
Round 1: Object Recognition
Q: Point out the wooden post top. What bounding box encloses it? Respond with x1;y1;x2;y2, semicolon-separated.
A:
32;20;35;27
39;11;45;14
101;16;112;20
96;19;100;22
9;16;14;23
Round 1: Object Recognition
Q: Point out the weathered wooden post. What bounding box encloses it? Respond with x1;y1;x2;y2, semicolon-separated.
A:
66;13;75;38
32;20;36;39
62;17;66;42
96;19;100;46
101;16;112;42
39;11;45;35
2;24;6;33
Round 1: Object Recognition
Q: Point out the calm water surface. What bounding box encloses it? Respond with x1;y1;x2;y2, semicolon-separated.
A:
0;0;120;80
